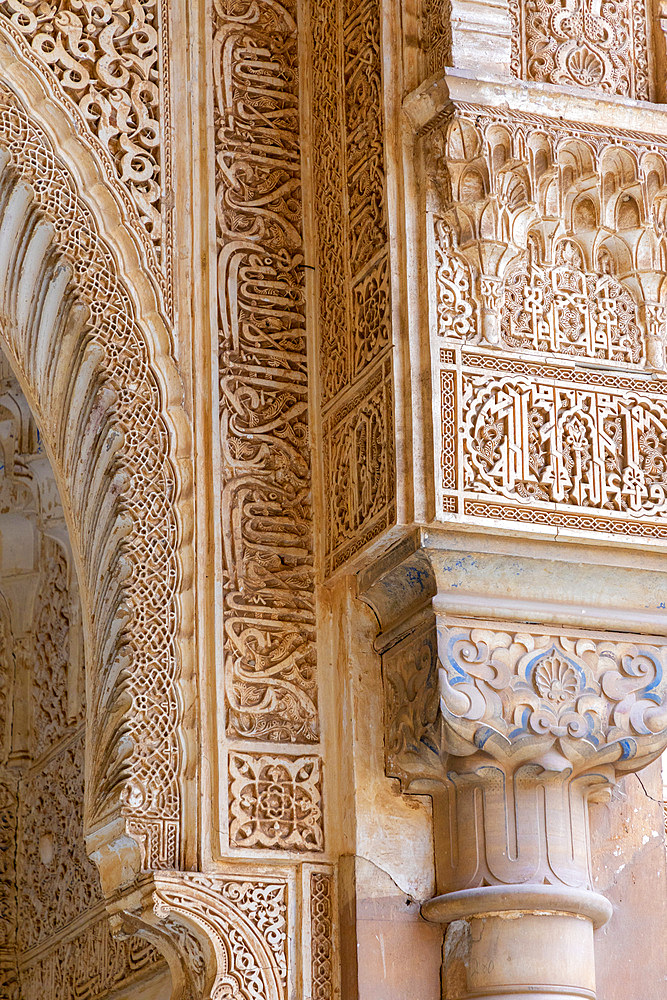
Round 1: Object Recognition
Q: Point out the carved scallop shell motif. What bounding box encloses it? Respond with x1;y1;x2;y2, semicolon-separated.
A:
533;650;581;704
565;44;606;88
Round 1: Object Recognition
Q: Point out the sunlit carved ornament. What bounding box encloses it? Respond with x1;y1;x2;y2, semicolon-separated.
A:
310;871;335;1000
0;0;172;305
310;0;396;575
213;0;319;746
509;0;650;99
438;626;667;769
0;69;188;874
111;873;289;1000
429;107;667;538
427;620;667;891
228;753;324;852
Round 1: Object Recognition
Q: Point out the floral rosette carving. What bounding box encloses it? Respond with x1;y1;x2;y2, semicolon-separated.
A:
437;625;667;773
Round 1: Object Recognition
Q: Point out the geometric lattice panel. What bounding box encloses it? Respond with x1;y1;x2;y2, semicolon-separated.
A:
438;346;667;540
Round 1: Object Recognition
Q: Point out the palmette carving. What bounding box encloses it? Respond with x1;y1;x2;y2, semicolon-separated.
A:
213;0;318;744
512;0;650;99
438;625;667;766
431;621;667;892
228;752;324;852
0;0;170;277
382;621;441;787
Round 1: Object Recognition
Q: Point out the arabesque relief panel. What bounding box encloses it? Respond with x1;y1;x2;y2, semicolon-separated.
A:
428;105;667;537
310;0;397;576
509;0;651;99
0;0;173;303
212;0;327;872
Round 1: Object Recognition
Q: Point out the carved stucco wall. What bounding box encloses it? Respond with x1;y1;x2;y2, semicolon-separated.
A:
0;0;665;996
426;104;667;536
311;0;397;576
0;364;167;998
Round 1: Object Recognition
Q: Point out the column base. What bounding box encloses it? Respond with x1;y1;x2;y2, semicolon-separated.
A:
421;886;612;1000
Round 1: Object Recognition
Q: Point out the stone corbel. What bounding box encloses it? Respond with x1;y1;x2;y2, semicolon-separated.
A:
358;534;442;790
105;872;288;1000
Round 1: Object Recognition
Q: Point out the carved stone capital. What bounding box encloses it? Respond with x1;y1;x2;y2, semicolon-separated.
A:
431;618;667;896
107;872;289;1000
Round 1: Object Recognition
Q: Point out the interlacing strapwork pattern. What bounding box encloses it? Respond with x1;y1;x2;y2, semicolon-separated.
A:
428;106;667;537
509;0;650;99
311;0;396;574
0;0;171;288
310;873;335;1000
149;874;289;1000
213;0;318;749
0;82;182;868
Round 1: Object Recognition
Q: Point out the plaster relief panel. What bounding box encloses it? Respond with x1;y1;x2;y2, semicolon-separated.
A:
0;0;172;292
428;106;667;538
310;0;397;576
228;752;324;853
213;0;318;747
510;0;651;99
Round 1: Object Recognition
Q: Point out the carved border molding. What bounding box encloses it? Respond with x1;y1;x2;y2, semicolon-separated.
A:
112;873;289;1000
309;870;335;1000
0;56;190;878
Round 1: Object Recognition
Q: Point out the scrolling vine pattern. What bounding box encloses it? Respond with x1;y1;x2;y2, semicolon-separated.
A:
0;0;172;298
509;0;650;100
311;0;396;574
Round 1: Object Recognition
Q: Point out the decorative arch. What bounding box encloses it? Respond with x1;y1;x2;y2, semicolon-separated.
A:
112;874;288;1000
0;40;192;891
